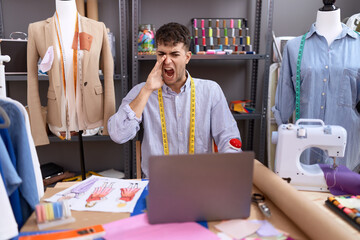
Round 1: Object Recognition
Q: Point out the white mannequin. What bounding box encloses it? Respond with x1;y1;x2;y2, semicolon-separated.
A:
55;0;77;51
315;8;342;46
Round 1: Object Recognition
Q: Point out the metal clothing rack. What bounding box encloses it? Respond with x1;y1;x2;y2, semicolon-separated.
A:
129;0;275;177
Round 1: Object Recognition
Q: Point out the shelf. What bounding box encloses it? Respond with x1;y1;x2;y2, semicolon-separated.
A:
232;112;261;120
136;54;267;61
5;74;122;81
48;134;111;143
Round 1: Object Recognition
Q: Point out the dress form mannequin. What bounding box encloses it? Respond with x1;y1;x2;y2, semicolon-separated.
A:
55;0;77;51
316;0;342;46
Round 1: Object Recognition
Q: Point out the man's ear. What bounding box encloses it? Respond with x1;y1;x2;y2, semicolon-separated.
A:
185;51;192;64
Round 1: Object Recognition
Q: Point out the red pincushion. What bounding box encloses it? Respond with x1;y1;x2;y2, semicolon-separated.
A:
229;138;242;149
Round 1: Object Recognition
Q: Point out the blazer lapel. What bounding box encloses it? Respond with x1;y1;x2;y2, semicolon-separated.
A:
45;16;61;88
80;16;91;76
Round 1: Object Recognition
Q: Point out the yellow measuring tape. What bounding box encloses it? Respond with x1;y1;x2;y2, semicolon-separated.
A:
158;77;195;155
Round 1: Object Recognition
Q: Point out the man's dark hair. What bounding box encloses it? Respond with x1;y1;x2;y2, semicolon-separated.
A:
155;22;191;50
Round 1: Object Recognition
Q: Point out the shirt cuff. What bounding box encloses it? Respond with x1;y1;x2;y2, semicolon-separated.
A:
271;105;286;126
124;104;142;122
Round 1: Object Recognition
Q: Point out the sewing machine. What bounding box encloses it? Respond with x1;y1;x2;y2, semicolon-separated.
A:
272;119;347;192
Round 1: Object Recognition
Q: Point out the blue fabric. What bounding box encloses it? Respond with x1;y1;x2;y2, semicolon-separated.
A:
0;132;22;195
0;113;24;227
108;72;241;177
272;23;360;171
0;100;39;227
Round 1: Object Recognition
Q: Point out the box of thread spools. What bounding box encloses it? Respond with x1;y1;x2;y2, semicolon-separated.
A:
191;18;255;55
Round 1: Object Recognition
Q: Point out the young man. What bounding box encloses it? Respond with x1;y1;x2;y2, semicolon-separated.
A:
108;22;241;177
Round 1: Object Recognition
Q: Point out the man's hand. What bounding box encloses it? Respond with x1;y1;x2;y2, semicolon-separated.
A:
144;55;166;91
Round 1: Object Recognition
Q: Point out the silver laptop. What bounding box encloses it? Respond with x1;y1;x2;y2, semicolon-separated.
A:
147;151;254;224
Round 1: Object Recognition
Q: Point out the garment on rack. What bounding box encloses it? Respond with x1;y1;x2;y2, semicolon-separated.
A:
0;173;18;240
0;112;24;227
1;97;44;199
272;23;360;172
27;14;115;146
0;99;40;228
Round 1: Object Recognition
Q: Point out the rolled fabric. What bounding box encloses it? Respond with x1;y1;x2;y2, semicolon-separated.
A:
75;0;85;16
87;0;99;21
253;160;356;240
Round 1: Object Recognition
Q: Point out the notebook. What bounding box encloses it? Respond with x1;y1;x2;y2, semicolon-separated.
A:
147;151;255;224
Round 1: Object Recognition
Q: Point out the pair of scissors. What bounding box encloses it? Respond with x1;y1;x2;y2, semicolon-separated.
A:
252;193;271;218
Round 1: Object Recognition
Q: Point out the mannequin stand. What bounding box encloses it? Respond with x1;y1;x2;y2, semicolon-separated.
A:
78;130;86;180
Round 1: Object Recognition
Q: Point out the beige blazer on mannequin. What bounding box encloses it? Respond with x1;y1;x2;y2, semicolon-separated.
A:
27;15;115;146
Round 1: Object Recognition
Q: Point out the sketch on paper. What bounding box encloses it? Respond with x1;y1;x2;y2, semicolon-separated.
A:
45;175;148;213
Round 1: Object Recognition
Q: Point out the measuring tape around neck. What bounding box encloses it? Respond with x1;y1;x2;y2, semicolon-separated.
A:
295;33;307;121
158;77;195;155
54;12;79;97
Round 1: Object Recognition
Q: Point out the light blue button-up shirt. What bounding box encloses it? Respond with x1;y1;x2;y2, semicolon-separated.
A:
108;72;241;177
272;23;360;171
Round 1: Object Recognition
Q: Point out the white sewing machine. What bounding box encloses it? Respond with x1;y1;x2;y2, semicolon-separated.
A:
272;119;347;192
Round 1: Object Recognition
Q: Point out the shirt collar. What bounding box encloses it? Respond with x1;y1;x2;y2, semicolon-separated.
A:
162;70;191;94
307;22;358;40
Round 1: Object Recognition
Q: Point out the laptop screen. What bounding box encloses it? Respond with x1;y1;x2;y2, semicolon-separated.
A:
147;152;254;224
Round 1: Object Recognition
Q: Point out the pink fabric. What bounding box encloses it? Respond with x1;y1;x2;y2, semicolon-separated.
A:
103;213;219;240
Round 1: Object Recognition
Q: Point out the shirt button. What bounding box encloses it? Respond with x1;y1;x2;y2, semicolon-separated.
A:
322;92;325;96
178;114;181;117
179;132;182;135
325;66;328;69
321;106;324;109
323;79;327;82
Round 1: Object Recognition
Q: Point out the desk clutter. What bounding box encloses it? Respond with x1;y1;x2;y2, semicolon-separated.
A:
326;195;360;231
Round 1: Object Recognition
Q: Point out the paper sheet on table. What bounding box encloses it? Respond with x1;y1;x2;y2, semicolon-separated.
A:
250;220;281;237
214;219;261;239
45;175;148;213
103;213;219;240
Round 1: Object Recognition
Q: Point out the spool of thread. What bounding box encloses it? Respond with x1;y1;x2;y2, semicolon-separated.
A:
193;19;197;28
209;37;213;46
194;28;198;37
208;19;212;28
235;45;238;51
224;36;228;46
203;45;207;51
239;28;243;37
216;28;220;38
216;19;219;28
232;37;236;45
245;27;249;36
202;28;206;37
194;37;198;45
238;19;242;29
230;19;234;28
223;19;226;28
195;45;200;54
239;36;243;45
209;27;213;37
224;28;228;37
217;38;221;45
202;37;206;46
231;28;235;37
246;36;251;45
201;19;205;29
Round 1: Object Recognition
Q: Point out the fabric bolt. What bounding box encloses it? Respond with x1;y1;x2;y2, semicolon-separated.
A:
272;23;360;172
2;97;44;199
319;164;360;195
0;100;39;226
0;173;18;240
108;72;241;177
